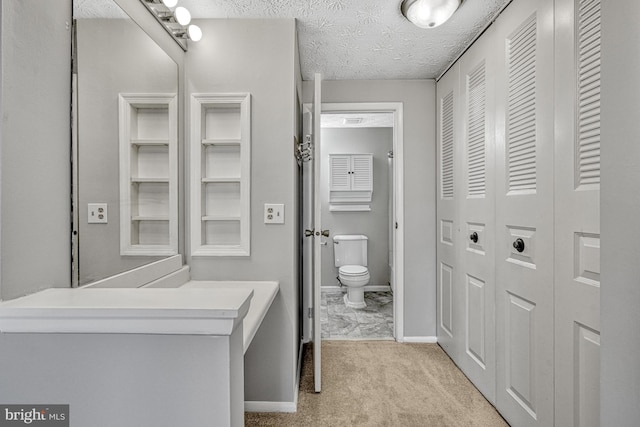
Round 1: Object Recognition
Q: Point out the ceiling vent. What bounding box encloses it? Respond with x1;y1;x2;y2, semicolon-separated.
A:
343;117;364;125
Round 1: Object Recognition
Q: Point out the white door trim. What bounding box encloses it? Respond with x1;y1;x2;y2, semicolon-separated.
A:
315;101;405;341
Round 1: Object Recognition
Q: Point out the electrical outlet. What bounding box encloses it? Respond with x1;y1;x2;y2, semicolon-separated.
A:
264;203;285;224
88;203;108;224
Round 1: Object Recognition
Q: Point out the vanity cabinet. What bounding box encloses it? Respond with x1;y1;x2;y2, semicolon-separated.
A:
190;93;251;256
118;93;178;256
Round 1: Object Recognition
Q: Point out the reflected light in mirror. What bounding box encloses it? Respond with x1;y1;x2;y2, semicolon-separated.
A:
162;0;178;7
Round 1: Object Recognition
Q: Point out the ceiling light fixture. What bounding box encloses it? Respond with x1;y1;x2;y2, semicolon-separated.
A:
141;0;203;49
401;0;462;29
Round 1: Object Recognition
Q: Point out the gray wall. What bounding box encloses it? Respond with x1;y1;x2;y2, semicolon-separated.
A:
0;0;72;300
76;18;177;285
302;80;437;337
186;19;300;404
601;0;640;424
320;127;392;287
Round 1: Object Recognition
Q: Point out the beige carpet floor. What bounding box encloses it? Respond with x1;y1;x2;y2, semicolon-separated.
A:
245;341;509;426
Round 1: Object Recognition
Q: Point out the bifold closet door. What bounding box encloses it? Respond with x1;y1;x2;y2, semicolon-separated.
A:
493;0;555;425
554;0;601;425
436;63;460;359
454;26;497;405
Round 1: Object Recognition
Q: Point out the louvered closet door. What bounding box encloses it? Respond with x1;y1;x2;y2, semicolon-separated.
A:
436;63;460;359
493;0;555;425
554;0;601;425
455;26;497;405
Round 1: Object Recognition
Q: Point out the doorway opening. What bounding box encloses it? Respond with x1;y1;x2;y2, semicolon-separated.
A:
302;102;404;343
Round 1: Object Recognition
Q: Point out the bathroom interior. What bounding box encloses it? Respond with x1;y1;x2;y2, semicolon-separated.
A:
0;0;638;426
318;112;395;340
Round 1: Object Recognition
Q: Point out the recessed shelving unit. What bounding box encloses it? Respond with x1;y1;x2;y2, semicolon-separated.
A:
119;93;178;256
191;93;251;256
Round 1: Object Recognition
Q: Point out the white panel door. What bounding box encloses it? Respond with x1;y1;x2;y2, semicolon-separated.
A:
436;63;460;359
455;24;497;405
493;0;555;425
554;0;601;425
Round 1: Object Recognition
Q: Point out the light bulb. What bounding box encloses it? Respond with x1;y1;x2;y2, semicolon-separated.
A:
174;6;191;26
187;25;202;42
161;0;178;8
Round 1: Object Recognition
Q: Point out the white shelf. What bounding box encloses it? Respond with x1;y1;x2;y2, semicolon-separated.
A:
131;177;170;183
119;93;178;256
202;139;241;146
202;215;241;221
132;216;170;221
191;93;251;257
131;139;169;146
202;177;241;183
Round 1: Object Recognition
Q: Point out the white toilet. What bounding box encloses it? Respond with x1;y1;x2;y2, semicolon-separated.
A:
333;235;370;309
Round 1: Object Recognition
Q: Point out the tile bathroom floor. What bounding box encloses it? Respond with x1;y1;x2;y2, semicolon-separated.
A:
321;290;394;340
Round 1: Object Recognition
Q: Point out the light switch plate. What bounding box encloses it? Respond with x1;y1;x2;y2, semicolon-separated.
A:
88;203;108;224
264;203;285;224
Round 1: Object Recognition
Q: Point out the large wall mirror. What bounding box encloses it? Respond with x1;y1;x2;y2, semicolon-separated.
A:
73;0;179;286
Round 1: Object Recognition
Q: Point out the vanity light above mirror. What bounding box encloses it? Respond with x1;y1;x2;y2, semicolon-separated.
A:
141;0;202;49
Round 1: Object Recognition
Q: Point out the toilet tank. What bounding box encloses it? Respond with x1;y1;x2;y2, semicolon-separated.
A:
333;235;368;267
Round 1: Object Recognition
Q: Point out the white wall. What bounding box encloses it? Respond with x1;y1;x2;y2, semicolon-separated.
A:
186;19;300;404
302;80;437;337
320;127;392;287
0;0;72;300
600;0;640;424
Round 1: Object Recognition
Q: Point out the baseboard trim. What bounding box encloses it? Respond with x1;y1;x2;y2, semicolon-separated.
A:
402;336;438;343
244;401;297;413
244;342;303;414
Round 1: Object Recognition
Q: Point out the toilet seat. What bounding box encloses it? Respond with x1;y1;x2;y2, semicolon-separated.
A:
339;265;368;276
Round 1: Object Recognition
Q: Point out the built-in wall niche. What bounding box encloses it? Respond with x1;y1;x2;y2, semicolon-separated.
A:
191;93;251;256
119;93;178;256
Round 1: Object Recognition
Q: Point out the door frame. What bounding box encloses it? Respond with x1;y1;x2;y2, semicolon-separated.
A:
302;101;405;341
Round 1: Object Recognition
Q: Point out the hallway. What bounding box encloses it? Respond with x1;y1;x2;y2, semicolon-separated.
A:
245;341;508;426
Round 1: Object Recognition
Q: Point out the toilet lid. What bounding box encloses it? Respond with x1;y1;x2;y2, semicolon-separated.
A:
339;265;368;276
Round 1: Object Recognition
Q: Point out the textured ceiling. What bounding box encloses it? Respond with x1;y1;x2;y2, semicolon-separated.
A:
75;0;510;81
180;0;510;80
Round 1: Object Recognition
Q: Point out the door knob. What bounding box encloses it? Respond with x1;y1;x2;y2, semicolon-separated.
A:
304;229;314;237
513;238;525;253
321;230;330;237
470;232;478;243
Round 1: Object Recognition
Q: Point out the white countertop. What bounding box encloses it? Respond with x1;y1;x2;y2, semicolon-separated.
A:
180;281;279;353
0;288;253;335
